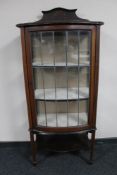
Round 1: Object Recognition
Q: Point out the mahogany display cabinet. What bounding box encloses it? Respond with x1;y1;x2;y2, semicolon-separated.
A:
17;8;104;164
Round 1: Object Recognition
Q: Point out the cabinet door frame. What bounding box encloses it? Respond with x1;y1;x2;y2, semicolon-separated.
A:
22;24;97;132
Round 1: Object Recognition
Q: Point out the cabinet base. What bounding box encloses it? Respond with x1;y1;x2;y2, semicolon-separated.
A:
37;132;90;152
30;130;96;165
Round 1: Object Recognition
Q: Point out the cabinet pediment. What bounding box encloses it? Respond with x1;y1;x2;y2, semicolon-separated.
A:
16;7;104;27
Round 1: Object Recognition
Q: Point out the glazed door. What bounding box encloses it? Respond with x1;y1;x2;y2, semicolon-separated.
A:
26;25;96;131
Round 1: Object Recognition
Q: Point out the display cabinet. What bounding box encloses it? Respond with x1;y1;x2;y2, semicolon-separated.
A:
17;8;103;164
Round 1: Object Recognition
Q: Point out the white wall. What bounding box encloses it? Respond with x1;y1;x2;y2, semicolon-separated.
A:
0;0;117;141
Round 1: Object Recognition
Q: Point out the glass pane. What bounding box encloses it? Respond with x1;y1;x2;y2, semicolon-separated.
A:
68;67;78;100
37;101;46;126
43;68;55;100
56;102;68;127
41;32;54;65
33;68;44;99
68;101;78;126
79;67;89;99
79;100;88;125
31;32;54;66
37;101;56;127
67;31;78;65
37;101;68;127
56;67;67;100
79;31;91;66
33;68;43;89
33;68;55;100
31;32;42;65
54;32;66;66
46;102;56;127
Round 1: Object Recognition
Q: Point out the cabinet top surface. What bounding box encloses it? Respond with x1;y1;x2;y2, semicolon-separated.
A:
16;7;104;28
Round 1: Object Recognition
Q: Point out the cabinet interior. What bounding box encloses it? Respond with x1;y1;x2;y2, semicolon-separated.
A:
31;30;91;127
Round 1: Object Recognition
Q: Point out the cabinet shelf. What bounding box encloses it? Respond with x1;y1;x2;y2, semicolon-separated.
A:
37;112;88;127
35;87;89;101
32;61;90;68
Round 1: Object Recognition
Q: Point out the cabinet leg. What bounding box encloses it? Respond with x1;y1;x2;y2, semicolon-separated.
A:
89;131;95;164
30;132;37;165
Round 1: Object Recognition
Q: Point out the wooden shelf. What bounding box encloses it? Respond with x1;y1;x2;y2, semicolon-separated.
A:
35;87;89;101
37;112;88;127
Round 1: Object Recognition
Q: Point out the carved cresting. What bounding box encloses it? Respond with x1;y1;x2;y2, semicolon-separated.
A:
16;7;103;27
37;7;89;24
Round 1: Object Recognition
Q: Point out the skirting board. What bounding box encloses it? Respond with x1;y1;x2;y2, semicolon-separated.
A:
0;137;117;148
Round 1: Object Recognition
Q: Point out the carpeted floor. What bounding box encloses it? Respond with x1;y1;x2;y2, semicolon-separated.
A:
0;142;117;175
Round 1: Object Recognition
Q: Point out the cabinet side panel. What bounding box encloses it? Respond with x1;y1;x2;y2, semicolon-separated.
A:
92;26;100;127
25;29;37;128
21;28;34;129
88;27;96;128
